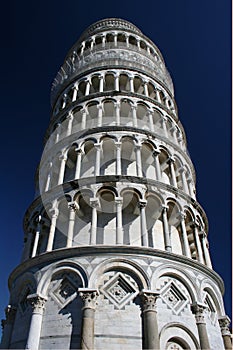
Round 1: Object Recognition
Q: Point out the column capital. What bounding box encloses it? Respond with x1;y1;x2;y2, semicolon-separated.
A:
114;141;122;149
78;288;99;309
140;290;160;312
191;302;207;324
138;199;147;208
27;294;47;314
178;166;186;173
167;156;175;164
94;142;102;150
66;111;74;120
90;197;100;209
49;207;59;218
59;153;67;161
218;315;231;336
68;201;79;211
74;147;84;155
178;211;186;220
162;204;169;212
115;197;123;205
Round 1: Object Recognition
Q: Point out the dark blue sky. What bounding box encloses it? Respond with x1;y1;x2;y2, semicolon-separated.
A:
0;0;231;331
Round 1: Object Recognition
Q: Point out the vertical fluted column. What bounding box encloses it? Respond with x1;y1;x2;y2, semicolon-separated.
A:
140;290;160;350
90;198;100;245
31;215;42;258
200;231;212;268
0;305;17;349
25;294;47;350
192;223;204;264
67;202;78;248
135;143;142;177
115;141;122;175
218;316;232;350
78;288;99;350
57;153;67;185
162;205;172;252
74;148;84;179
115;197;123;244
94;143;102;176
191;302;210;350
46;208;59;251
178;212;191;258
138;199;148;247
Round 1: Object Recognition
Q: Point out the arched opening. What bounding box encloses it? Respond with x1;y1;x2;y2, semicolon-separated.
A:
121;137;137;176
185;210;197;260
64;146;77;182
53;198;69;249
134;76;144;94
86;102;98;128
148;82;156;99
80;140;96;178
159;149;171;185
122;190;141;245
167;202;182;254
97;190;116;245
137;103;149;130
129;35;137;46
73;191;92;246
119;74;130;91
152;109;162;132
146;195;163;249
72;107;82;133
120;99;133;126
90;75;100;93
77;81;86;98
100;137;116;175
141;142;156;179
104;73;115;91
103;100;115;126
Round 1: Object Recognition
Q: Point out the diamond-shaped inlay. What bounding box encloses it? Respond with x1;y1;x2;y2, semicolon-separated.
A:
100;272;138;309
50;275;77;307
160;280;189;315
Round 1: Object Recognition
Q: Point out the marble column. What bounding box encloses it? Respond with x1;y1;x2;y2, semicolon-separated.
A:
89;198;100;245
162;205;172;252
153;150;161;181
81;109;87;129
67;202;78;248
148;110;155;132
132;105;138;127
115;141;122;175
94;143;102;176
200;231;212;268
0;305;17;349
178;212;191;258
192;223;204;264
179;166;189;193
135;144;143;177
138;199;148;247
57;153;67;185
143;80;149;96
85;80;91;96
31;215;42;258
46;208;59;251
25;294;47;350
74;148;84;179
97;105;103;127
115;197;123;244
115;101;120;125
168;157;177;187
72;83;78;102
191;302;210;350
218;315;232;350
44;161;53;192
155;89;162;103
115;73;120;91
78;288;99;350
99;74;104;92
129;75;134;93
55;123;61;143
66;112;74;137
140;290;160;349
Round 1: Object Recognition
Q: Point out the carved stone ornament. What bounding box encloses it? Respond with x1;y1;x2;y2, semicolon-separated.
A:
78;288;99;309
218;316;231;336
191;302;207;324
140;290;160;312
27;294;47;314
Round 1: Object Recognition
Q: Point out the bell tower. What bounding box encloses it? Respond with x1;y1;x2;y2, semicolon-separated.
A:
1;18;231;350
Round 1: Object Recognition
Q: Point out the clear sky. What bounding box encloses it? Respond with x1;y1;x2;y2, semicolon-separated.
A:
0;0;231;333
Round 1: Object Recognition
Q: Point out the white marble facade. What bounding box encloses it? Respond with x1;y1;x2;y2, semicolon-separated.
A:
1;18;231;350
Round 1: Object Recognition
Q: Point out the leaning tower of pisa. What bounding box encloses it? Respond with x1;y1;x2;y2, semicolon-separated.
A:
1;18;231;350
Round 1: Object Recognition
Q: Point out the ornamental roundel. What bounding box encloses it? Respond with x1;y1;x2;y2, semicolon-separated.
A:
159;278;189;315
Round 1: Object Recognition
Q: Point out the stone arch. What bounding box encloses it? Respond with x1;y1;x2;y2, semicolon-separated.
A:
145;192;163;249
100;136;116;175
119;73;130;91
121;136;137;176
86;100;99;128
200;279;225;316
159;322;199;350
102;98;115;125
64;145;77;182
159;147;172;185
72;105;83;133
80;139;96;178
167;200;183;255
104;72;115;91
134;75;144;94
120;98;133;126
141;141;156;179
137;102;149;130
53;196;69;249
90;74;100;93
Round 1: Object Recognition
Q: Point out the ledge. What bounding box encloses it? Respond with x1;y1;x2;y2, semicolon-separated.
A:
8;245;224;294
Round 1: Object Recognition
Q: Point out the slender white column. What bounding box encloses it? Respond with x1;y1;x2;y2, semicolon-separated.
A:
115;141;122;175
78;288;99;350
80;42;85;54
140;290;160;350
46;208;59;251
115;197;123;244
31;215;42;258
74;148;83;179
66;202;78;248
168;157;177;187
102;35;106;47
179;212;191;258
99;74;104;92
72;83;78;102
115;73;120;91
55;123;61;143
153;150;161;181
192;223;204;264
162;205;172;252
90;37;95;50
85;80;91;96
218;315;232;350
81;109;87;129
191;302;210;350
90;198;100;245
0;305;17;349
115;101;120;125
131;105;137;127
138;199;148;247
61;94;67;109
136;38;141;50
147;110;155;132
129;75;134;92
160;116;168;137
94;143;101;176
97;104;103;127
143;80;149;96
113;32;117;47
135;144;142;177
44;161;52;192
187;177;196;198
26;294;47;350
200;231;212;268
66;112;74;137
125;34;129;47
155;89;162;103
179;166;189;193
57;154;67;185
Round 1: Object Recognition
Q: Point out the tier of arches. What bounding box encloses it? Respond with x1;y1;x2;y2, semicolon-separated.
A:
23;187;211;269
41;135;194;197
53;70;175;116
